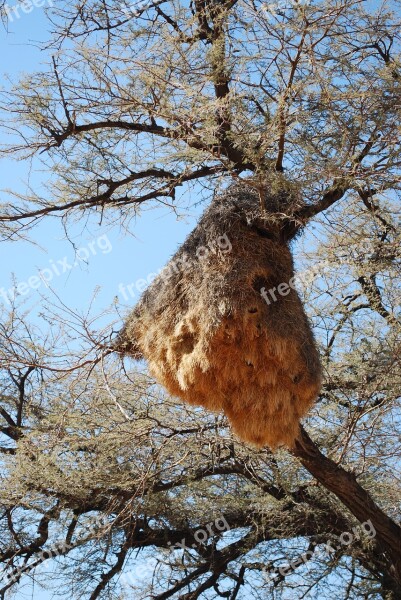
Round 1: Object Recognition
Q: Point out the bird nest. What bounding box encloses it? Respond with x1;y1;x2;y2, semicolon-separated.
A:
118;180;322;449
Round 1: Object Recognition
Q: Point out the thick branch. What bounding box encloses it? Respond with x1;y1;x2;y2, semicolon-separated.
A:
0;166;224;226
292;426;401;585
357;275;399;326
282;181;349;240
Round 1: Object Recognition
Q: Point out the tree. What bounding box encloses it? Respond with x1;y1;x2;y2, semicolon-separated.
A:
0;0;400;598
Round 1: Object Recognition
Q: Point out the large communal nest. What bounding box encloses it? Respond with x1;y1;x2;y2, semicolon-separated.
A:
117;180;322;449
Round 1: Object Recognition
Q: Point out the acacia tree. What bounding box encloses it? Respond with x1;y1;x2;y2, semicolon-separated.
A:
0;0;400;598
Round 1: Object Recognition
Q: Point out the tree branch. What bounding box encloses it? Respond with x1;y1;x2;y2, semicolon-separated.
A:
292;426;401;586
0;166;224;226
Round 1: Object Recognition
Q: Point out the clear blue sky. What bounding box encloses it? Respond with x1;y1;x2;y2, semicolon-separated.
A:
0;5;204;599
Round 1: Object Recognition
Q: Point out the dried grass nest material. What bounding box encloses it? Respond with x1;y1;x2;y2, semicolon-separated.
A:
118;181;322;449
